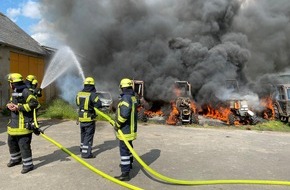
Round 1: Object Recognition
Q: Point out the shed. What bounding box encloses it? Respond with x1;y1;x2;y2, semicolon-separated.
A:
0;12;55;107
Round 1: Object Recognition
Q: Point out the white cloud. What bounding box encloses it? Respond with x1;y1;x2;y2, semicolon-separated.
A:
30;19;65;47
5;0;62;47
31;30;65;48
6;8;21;22
22;0;41;19
31;32;49;44
30;19;52;33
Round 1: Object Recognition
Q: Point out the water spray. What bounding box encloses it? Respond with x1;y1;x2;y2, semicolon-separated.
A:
40;46;85;89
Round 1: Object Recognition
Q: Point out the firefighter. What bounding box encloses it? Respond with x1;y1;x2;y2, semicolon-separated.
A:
114;78;138;181
24;74;36;90
6;73;39;174
31;79;42;98
76;77;103;159
25;75;42;97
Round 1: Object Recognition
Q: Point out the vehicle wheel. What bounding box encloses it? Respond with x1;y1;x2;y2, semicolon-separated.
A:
263;108;273;120
249;115;259;125
191;113;199;124
274;104;280;120
228;113;235;125
138;108;148;122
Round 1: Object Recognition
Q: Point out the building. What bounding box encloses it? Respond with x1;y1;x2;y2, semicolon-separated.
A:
0;12;56;107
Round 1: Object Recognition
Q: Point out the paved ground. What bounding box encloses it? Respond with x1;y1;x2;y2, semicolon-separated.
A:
1;116;290;190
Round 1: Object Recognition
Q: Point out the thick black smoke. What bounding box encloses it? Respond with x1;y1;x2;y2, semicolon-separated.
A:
40;0;290;106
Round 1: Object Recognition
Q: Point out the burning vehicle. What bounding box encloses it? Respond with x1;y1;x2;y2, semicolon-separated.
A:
166;81;199;125
132;80;150;122
272;84;290;122
132;79;198;125
202;80;259;125
225;80;259;125
260;74;290;123
227;99;258;125
258;74;290;123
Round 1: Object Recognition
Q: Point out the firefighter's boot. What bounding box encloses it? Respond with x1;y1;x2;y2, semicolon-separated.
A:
114;172;130;181
7;160;22;167
21;165;34;174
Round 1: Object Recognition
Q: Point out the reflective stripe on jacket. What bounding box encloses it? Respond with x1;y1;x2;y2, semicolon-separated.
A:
76;91;101;122
116;90;138;141
7;88;38;135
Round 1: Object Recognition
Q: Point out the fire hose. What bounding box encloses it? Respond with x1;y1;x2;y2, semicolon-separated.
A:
95;110;290;187
33;110;143;190
34;108;290;188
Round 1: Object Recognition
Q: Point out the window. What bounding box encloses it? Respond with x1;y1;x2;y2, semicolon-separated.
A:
278;86;285;100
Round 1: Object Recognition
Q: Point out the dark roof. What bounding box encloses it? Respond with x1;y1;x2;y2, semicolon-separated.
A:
0;12;45;55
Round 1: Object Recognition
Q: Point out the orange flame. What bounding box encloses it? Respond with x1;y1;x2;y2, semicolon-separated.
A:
144;110;164;117
166;101;179;125
260;97;274;120
204;105;231;123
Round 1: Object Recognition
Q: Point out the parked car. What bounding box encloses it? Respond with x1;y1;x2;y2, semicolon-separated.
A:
96;91;113;112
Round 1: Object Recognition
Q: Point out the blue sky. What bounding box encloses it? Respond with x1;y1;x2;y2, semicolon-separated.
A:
0;0;40;35
0;0;62;47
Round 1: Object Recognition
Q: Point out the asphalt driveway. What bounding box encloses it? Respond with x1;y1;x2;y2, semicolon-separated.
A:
1;116;290;190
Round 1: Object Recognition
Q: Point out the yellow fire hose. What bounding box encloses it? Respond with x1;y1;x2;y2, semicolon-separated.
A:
33;107;290;188
33;110;143;190
96;110;290;187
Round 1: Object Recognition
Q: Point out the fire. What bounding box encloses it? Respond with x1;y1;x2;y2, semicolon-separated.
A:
191;101;197;113
138;106;164;118
202;104;240;125
204;105;231;122
260;97;274;120
144;110;164;117
166;101;179;125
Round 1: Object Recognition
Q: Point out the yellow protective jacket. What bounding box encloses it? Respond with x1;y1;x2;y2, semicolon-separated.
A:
7;88;39;135
76;90;102;123
116;88;138;141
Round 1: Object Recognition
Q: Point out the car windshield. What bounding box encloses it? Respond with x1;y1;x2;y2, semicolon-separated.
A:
97;92;111;99
287;88;290;100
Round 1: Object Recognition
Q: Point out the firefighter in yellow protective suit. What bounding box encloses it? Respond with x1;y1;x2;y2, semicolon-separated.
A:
24;74;36;90
6;73;39;174
114;78;138;181
25;75;42;98
76;77;103;159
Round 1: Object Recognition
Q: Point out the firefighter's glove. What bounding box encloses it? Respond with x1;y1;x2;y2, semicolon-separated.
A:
35;88;42;97
32;125;43;136
33;128;41;136
31;124;43;136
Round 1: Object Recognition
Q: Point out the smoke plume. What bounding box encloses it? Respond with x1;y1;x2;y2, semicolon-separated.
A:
40;0;290;107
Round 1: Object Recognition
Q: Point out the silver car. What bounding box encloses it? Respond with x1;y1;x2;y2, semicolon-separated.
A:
96;91;113;111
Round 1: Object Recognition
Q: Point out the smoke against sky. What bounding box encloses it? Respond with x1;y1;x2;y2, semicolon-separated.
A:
40;0;290;105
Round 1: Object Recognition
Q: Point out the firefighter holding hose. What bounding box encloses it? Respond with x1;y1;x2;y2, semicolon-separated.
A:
114;78;138;181
6;73;39;174
76;77;103;159
25;75;42;98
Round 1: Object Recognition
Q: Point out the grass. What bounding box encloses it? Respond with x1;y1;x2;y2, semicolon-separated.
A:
40;99;78;120
243;120;290;132
192;120;290;132
39;98;114;121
